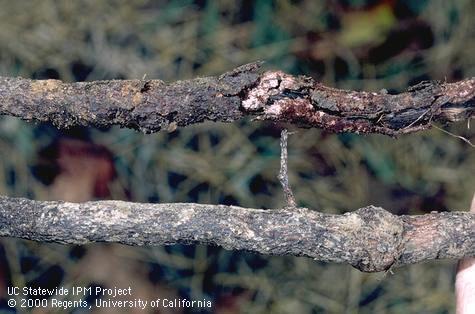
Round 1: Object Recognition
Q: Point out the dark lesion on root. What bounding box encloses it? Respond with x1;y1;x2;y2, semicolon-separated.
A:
140;81;152;93
243;71;474;136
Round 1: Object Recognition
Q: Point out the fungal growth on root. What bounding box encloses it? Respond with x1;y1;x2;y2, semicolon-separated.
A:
242;69;474;136
0;63;473;135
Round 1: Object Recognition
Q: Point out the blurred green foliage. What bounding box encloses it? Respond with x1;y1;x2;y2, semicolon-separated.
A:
0;0;474;313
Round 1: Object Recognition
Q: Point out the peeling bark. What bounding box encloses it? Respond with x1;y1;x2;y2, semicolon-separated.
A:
0;64;474;272
0;62;473;135
0;196;473;272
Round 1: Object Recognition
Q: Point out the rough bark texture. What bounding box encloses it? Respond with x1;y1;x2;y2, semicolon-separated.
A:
0;64;474;272
0;196;473;272
0;62;473;135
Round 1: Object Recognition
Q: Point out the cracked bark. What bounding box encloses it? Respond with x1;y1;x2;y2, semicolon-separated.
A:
0;63;474;272
0;196;473;272
0;62;473;135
